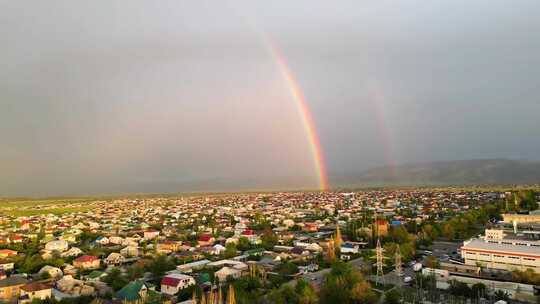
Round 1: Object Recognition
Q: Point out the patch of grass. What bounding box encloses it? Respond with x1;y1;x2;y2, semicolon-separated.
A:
0;198;93;208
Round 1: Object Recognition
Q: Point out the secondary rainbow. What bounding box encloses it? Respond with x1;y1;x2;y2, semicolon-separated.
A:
264;38;329;191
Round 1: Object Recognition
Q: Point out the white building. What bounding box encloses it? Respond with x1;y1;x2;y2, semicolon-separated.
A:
95;236;109;245
160;273;195;295
340;243;360;254
461;235;540;273
120;246;140;257
109;236;124;245
61;247;82;258
45;240;69;252
215;267;242;282
38;265;63;279
105;252;126;266
19;282;52;304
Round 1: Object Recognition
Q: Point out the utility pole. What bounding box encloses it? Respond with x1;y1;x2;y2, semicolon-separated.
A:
395;244;403;278
375;238;385;286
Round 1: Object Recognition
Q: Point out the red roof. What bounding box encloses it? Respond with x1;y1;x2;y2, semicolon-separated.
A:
242;229;254;236
21;282;51;292
161;277;181;287
0;249;17;256
198;234;212;242
74;255;98;263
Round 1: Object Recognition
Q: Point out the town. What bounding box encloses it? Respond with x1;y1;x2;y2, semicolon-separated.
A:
0;188;539;304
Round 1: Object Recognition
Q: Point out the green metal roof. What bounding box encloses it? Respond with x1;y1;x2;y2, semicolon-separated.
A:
87;270;105;279
115;280;146;301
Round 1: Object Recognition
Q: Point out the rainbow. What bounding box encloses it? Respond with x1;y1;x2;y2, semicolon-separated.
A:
367;82;398;176
264;38;329;191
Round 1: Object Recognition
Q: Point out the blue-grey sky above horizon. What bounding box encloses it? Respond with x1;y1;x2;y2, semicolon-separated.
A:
1;1;540;196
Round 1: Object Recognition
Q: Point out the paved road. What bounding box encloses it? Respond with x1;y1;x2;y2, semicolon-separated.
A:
301;267;331;287
370;266;416;287
431;241;462;260
294;257;365;288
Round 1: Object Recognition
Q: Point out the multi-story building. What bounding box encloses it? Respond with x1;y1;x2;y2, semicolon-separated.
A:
503;213;540;225
461;230;540;273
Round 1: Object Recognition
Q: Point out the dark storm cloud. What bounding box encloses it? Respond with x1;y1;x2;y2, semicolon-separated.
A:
1;1;539;196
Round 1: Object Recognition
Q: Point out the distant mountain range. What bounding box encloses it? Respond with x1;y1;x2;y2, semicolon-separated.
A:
5;159;539;198
332;159;540;187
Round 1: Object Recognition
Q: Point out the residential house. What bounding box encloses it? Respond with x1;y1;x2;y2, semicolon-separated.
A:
95;236;109;246
215;267;242;282
56;276;95;297
115;280;150;304
86;271;107;282
120;246;140;257
340;243;360;254
212;244;226;255
0;260;14;272
60;247;82;258
160;273;195;295
0;275;28;302
241;230;260;244
59;233;77;244
18;282;52;304
157;240;182;253
303;223;319;232
198;234;215;247
0;250;17;258
45;240;69;252
38;265;63;279
10;235;23;244
143;230;159;240
105;253;126;266
298;264;319;274
109;236;124;245
374;220;389;237
73;255;100;270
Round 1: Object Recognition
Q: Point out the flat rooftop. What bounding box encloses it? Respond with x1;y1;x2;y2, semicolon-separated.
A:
462;239;540;257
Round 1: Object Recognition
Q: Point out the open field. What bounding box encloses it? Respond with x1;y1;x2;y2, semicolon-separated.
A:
0;198;95;208
1;206;93;217
0;198;99;216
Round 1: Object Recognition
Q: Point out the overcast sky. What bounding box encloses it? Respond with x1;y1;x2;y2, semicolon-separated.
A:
1;1;539;196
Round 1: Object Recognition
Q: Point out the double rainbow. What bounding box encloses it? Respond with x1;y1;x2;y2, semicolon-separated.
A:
264;39;329;191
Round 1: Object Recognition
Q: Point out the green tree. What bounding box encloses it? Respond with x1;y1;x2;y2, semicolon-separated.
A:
383;289;401;304
237;237;251;251
319;261;377;304
471;283;486;300
295;279;318;304
275;261;299;277
102;268;128;291
126;264;145;281
261;227;278;250
494;290;510;302
224;243;238;258
147;254;175;279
